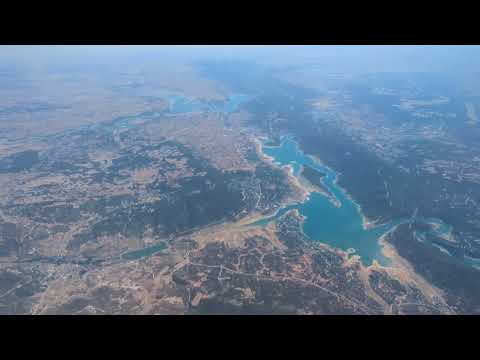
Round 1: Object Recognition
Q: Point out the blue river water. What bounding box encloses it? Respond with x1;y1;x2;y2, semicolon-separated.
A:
166;94;253;114
95;93;252;261
38;90;478;268
249;136;468;267
53;93;253;139
121;243;167;261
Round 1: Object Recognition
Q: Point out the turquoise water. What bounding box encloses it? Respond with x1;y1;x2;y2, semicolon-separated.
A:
166;95;207;113
92;94;252;262
219;94;253;113
166;94;252;114
121;243;167;260
251;137;462;267
56;93;253;138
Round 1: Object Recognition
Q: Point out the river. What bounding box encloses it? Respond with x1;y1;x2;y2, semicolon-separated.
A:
249;136;465;267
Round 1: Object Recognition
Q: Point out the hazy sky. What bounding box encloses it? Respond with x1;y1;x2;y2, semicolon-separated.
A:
2;45;480;77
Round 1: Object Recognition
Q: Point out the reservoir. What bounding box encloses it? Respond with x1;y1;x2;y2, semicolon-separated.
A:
252;136;460;267
95;93;253;262
56;93;253;138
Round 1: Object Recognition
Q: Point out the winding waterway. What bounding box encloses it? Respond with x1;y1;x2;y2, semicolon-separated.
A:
250;136;465;267
28;90;475;267
94;93;252;261
49;93;253;140
166;94;252;114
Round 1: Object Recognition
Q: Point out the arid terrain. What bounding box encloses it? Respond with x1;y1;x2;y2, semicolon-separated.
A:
2;46;480;314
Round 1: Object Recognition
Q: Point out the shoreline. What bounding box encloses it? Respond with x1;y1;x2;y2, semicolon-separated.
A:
258;135;380;231
376;228;454;313
254;133;455;313
255;133;438;269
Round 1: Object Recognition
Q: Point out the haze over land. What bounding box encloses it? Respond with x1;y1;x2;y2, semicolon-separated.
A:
1;45;480;314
